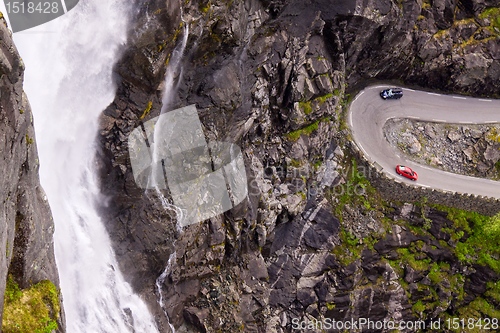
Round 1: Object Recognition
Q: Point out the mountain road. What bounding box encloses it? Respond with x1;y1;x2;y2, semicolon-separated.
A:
348;85;500;199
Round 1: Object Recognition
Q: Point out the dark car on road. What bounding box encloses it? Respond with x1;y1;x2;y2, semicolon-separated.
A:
396;165;418;181
380;88;403;100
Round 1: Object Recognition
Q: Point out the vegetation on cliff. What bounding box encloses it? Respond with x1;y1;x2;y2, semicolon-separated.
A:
96;0;500;331
2;276;60;333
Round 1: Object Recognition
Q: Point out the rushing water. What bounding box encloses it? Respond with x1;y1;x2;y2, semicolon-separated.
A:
150;18;190;333
148;21;189;222
155;251;177;332
4;1;159;332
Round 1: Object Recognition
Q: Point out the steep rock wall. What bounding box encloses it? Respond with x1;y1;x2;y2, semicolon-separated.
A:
97;0;500;331
0;15;63;331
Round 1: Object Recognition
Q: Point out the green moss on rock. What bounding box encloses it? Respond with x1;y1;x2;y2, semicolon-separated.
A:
316;93;333;104
479;7;500;32
140;101;153;120
435;206;500;273
2;275;60;333
285;120;319;141
298;101;313;115
25;134;34;145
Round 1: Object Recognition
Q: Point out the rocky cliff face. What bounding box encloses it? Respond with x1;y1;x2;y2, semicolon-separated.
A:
98;0;500;332
0;15;63;331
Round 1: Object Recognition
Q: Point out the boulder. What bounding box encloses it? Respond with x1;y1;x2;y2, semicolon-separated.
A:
184;307;209;333
484;145;500;162
447;130;462;142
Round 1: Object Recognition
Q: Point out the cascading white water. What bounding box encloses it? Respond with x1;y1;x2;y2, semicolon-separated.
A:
155;251;177;333
2;1;160;332
159;22;189;111
148;21;189;223
149;19;190;333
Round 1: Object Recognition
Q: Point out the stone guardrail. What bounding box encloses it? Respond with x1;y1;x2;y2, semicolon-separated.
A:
348;140;500;217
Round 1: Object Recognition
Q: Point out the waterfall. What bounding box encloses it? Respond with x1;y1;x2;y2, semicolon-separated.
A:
148;18;190;332
155;251;177;333
6;1;159;332
160;20;189;112
147;21;189;223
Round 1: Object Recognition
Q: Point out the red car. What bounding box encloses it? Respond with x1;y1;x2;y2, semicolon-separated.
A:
396;165;418;181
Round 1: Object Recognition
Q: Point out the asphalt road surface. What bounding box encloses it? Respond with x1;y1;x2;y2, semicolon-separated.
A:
348;85;500;199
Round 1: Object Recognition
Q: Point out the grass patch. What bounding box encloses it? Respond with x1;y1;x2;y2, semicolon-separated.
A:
286;120;319;141
412;300;426;313
313;159;323;170
479;7;500;32
298;101;313;115
427;262;449;284
486;127;500;143
288;159;302;168
444;281;500;331
433;29;449;38
332;158;379;219
316;93;333;105
2;276;60;333
199;1;211;13
433;205;500;274
25;134;34;145
331;229;362;266
397;247;430;271
338;93;352;132
485;281;500;302
457;297;500;324
297;93;335;116
139;101;153;120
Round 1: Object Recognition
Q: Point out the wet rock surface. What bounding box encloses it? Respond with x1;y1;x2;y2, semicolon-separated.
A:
96;0;500;331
